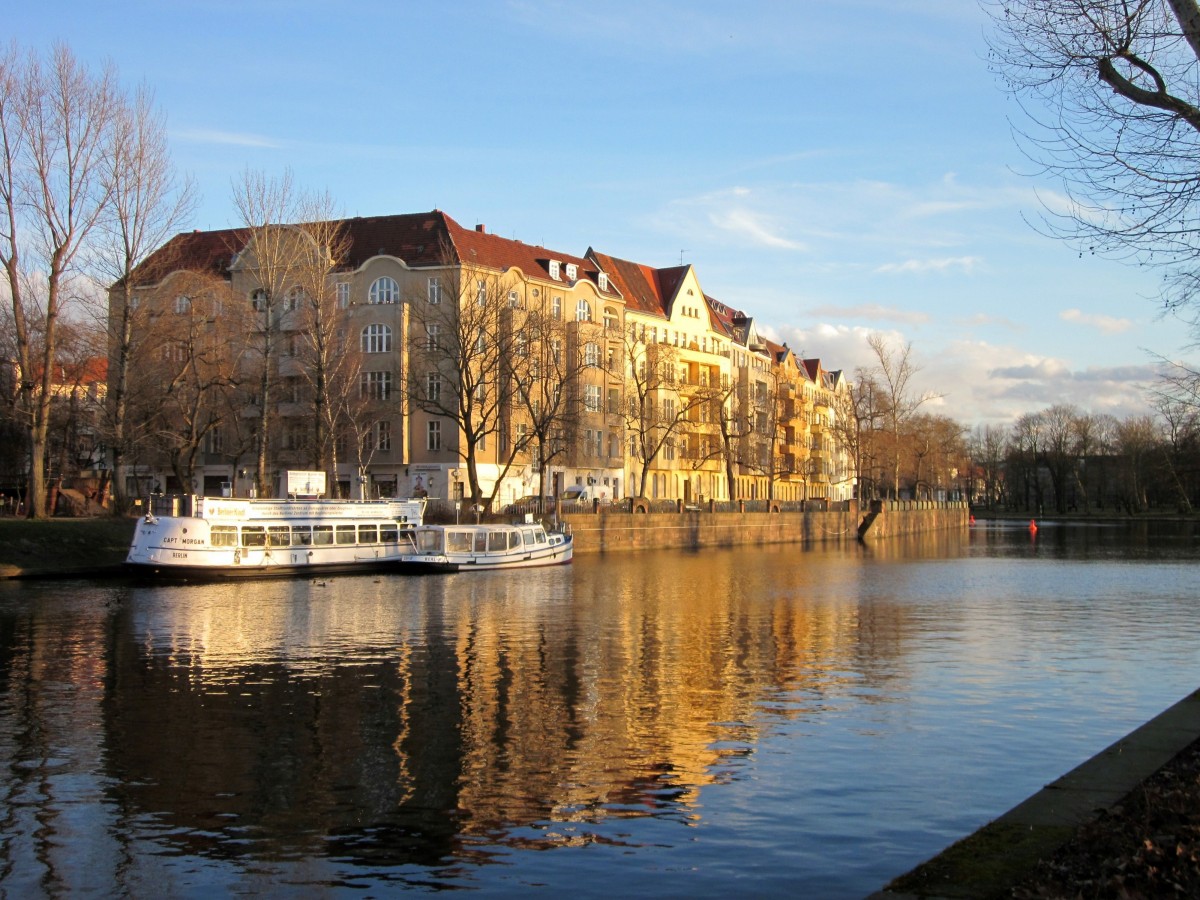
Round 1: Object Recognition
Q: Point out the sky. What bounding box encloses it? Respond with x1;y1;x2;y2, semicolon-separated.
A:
11;0;1193;427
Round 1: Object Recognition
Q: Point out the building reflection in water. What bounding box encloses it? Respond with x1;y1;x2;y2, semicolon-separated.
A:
0;542;927;885
94;546;917;872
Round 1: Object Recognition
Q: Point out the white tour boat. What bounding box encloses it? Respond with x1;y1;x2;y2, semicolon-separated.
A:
400;521;572;572
126;493;426;579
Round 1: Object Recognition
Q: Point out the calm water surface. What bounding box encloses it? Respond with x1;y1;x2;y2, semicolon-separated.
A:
1;520;1197;897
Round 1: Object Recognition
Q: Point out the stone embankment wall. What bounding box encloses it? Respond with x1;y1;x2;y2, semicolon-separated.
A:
563;500;968;555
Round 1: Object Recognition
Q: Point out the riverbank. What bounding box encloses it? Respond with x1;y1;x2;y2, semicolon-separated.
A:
0;517;137;578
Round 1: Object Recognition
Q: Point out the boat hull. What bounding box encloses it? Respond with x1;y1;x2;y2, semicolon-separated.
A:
400;542;573;573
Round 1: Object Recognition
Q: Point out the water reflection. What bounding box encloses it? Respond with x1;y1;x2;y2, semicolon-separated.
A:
1;524;1198;896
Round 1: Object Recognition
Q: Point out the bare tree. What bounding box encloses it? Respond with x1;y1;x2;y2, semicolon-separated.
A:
230;169;330;498
985;0;1200;319
866;333;941;499
1;44;120;517
621;330;703;500
94;83;195;513
509;306;589;500
406;258;529;510
145;272;244;492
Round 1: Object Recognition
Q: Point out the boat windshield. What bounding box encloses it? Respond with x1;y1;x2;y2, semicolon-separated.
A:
415;529;445;553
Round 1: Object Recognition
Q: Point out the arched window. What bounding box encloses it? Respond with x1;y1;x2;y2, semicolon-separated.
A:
174;295;191;314
575;298;591;322
361;324;393;353
250;289;268;312
369;276;398;305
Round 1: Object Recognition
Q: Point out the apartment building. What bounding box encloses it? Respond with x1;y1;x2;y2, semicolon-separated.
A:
112;210;853;505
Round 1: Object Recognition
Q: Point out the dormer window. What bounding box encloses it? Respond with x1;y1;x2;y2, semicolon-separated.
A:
548;260;561;280
598;272;608;291
565;263;577;282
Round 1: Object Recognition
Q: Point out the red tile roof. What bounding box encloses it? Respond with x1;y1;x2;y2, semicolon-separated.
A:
130;211;616;295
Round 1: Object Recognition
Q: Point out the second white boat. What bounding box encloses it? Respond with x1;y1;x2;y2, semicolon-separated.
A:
400;522;572;572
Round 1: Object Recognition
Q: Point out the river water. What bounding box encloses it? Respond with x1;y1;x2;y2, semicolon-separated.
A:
1;520;1197;898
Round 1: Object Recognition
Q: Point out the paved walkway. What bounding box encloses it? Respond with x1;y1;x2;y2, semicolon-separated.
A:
870;688;1200;899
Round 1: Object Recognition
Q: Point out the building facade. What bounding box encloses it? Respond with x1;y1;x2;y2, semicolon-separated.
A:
111;210;854;505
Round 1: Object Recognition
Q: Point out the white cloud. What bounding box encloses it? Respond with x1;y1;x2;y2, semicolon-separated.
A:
806;303;930;324
875;256;983;275
709;207;807;251
173;128;281;149
1059;308;1133;335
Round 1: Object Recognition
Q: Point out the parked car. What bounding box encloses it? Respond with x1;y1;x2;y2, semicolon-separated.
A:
502;495;545;514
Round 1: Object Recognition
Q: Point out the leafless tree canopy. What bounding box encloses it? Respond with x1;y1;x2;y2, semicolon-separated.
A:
986;0;1200;317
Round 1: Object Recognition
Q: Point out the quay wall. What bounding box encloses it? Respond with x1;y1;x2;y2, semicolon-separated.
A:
562;500;968;555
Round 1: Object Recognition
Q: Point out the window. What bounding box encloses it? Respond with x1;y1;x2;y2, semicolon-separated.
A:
476;279;487;306
427;420;441;451
336;282;350;308
576;299;591;322
368;276;398;304
565;263;577;281
284;286;305;311
425;323;439;351
427;277;441;304
285;421;305;449
160;342;186;363
607;388;620;414
361;324;392;353
211;525;237;547
584;384;602;411
206;426;224;454
364;420;391;452
251;289;268;312
552;296;562;319
549;260;561;280
508;290;520;308
174;295;191;314
604;307;618;331
360;371;393;400
584;342;600;367
426;372;441;401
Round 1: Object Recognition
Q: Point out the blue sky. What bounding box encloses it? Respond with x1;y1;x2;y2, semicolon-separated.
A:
13;0;1190;426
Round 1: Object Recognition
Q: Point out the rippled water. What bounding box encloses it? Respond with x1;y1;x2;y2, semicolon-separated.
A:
1;520;1197;897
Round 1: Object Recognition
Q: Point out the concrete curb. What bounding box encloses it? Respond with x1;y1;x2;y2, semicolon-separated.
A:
870;688;1200;899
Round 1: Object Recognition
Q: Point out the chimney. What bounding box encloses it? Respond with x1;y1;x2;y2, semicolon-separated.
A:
475;223;486;233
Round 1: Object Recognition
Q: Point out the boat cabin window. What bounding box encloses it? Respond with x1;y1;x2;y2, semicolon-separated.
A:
509;531;522;550
313;525;334;546
533;527;547;544
380;524;399;543
292;526;312;545
488;531;508;552
358;525;378;544
474;532;488;553
212;525;237;547
521;528;536;546
336;525;356;545
241;526;266;548
416;530;444;553
446;531;472;554
268;526;291;547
